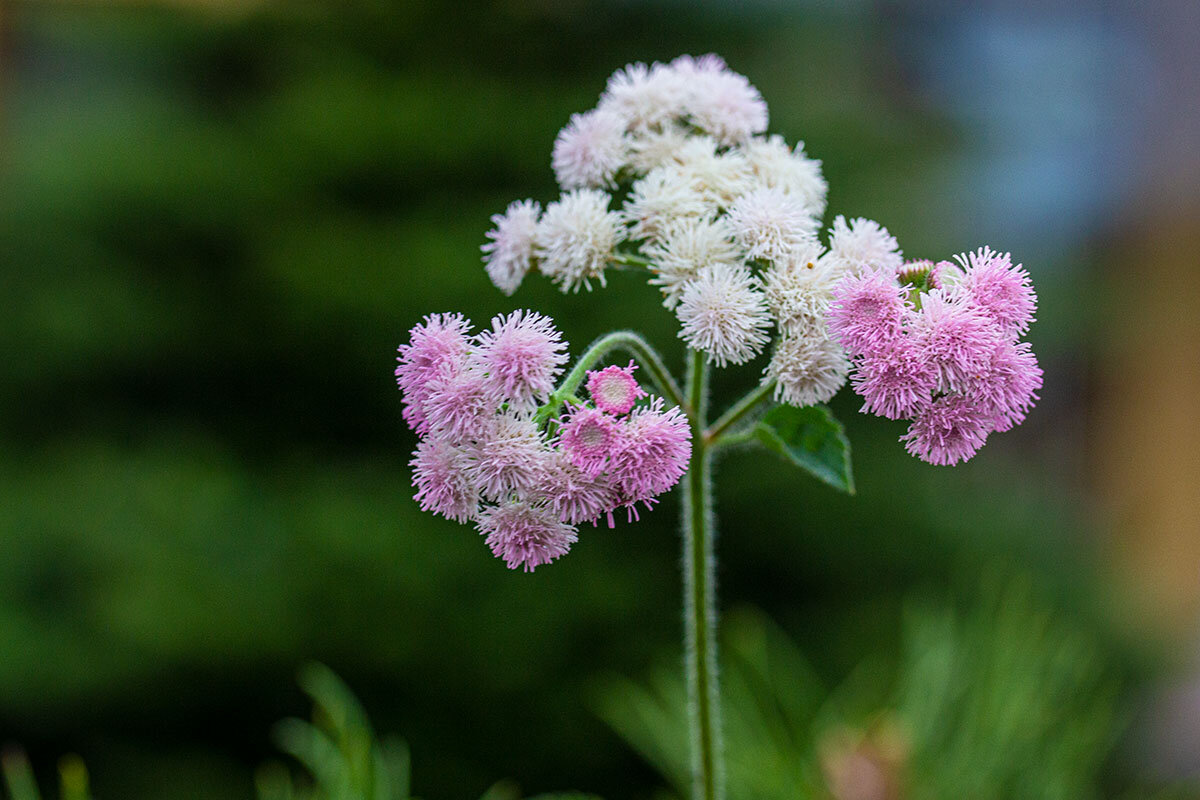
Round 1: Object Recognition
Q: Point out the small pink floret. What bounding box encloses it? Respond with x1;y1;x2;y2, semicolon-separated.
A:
912;290;1004;394
956;246;1037;337
901;394;991;466
422;366;499;445
829;269;911;357
395;312;473;434
852;339;938;420
609;398;693;501
586;360;647;415
559;406;621;478
410;436;479;523
473;310;568;412
478;501;579;572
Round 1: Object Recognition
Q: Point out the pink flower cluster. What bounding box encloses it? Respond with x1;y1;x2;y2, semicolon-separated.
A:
396;312;691;571
829;247;1042;466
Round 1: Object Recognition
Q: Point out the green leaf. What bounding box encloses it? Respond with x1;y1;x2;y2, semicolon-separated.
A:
753;404;854;494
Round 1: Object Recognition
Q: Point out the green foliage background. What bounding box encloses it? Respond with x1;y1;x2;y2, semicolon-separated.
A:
0;1;1159;798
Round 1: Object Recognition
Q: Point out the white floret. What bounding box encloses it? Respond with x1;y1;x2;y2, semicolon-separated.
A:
535;189;626;293
676;263;772;367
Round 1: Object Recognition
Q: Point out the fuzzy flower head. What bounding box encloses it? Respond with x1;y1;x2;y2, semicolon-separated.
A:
677;263;772;367
558;405;622;478
761;239;834;335
765;333;850;408
537;453;619;527
900;394;991;466
826;216;903;275
910;290;1004;394
955;247;1037;337
673;54;768;145
829;269;912;357
466;412;550;502
609;398;692;502
410;437;479;524
726;186;818;263
482;200;540;296
967;338;1043;433
852;339;939;421
395;312;473;433
599;61;689;131
623;166;711;242
552;108;629;190
742;134;827;218
671;136;754;206
478;501;579;573
627;125;692;174
422;365;499;445
586;361;647;416
472;310;568;412
535;189;625;293
642;216;743;310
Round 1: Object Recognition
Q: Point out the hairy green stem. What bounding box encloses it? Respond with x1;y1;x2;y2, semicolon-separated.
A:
535;330;687;425
682;348;723;800
705;380;776;448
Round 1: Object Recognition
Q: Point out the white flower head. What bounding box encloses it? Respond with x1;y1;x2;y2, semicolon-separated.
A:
672;135;754;207
535;189;625;293
481;199;540;296
627;125;692;175
599;61;689;131
726;185;819;263
623;166;711;242
643;216;743;310
743;134;828;219
552;108;629;190
761;239;838;335
765;333;849;408
676;263;772;367
826;215;903;274
672;54;768;145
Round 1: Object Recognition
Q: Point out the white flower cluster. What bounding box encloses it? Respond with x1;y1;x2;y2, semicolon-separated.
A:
482;54;905;408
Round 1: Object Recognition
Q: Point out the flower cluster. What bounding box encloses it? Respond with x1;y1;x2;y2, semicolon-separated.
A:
830;248;1042;465
396;311;691;571
481;54;914;409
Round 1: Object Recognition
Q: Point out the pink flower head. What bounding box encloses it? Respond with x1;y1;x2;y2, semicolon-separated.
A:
538;452;620;526
477;500;578;572
559;405;621;478
609;398;692;501
969;339;1043;433
955;247;1037;337
911;290;1004;393
900;394;991;466
395;313;472;433
586;360;647;416
466;412;551;502
422;365;500;445
410;437;479;523
852;338;938;420
829;269;911;357
473;310;569;412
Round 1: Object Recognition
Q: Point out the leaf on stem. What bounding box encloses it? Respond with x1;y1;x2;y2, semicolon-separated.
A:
754;405;855;494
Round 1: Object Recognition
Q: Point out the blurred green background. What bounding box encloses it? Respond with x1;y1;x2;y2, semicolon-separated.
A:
3;1;1199;798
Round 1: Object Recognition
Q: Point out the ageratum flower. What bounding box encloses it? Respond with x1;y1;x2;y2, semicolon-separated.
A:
395;311;692;571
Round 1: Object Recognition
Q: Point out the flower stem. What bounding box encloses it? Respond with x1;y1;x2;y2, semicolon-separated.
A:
537;330;687;425
705;380;776;447
611;251;653;270
682;348;723;800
